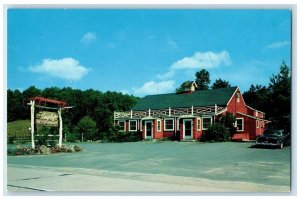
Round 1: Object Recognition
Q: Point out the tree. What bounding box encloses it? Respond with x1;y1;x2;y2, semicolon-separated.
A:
268;61;291;132
76;116;98;141
212;79;231;89
195;69;210;90
243;84;269;113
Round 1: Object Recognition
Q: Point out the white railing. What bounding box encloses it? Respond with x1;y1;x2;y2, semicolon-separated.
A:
114;105;226;120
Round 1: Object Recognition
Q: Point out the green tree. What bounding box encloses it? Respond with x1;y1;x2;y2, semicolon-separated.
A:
268;61;291;132
195;69;210;90
212;78;231;89
76;116;98;141
219;112;236;139
243;84;269;113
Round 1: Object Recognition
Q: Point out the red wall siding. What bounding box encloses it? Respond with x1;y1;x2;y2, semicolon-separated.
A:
227;90;266;141
193;118;203;140
154;119;163;139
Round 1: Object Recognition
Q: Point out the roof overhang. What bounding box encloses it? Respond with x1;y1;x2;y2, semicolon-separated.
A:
236;112;271;122
178;115;195;119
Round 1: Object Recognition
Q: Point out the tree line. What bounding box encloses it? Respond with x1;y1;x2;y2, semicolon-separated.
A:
176;61;291;132
7;87;138;141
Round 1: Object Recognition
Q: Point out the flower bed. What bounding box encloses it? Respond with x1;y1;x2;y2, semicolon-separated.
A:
7;144;83;156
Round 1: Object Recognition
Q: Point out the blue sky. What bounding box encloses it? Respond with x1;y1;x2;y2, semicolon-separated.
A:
7;9;291;97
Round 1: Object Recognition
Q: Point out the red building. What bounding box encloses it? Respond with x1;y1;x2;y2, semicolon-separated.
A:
114;85;269;141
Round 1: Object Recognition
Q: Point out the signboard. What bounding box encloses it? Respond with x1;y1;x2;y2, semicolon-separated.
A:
36;111;59;127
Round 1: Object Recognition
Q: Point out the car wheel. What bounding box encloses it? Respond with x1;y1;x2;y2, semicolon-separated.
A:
280;143;284;149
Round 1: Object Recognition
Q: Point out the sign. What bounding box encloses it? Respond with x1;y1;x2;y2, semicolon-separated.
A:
36;111;58;127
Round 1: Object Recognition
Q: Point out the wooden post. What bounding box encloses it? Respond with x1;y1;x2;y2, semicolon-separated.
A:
215;104;217;115
191;106;194;115
130;110;133;118
58;108;63;147
30;100;35;148
169;107;171;117
148;109;151;117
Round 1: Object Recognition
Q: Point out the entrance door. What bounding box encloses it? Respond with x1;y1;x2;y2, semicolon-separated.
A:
183;119;193;139
145;121;152;139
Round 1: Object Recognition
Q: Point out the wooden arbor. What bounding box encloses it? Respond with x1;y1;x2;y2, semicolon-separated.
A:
26;97;73;148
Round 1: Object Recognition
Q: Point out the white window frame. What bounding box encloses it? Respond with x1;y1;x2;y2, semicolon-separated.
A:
129;120;137;132
236;118;244;132
260;121;264;128
197;117;201;131
164;118;174;131
118;120;126;132
202;116;212;130
157;119;162;132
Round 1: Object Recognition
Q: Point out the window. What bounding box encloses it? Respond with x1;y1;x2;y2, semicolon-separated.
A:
236;92;240;103
118;121;125;132
236;118;244;131
129;120;137;131
197;118;201;131
202;117;212;130
164;118;174;131
260;120;265;128
157;120;161;132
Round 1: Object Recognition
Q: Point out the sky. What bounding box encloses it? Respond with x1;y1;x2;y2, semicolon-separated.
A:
7;9;291;97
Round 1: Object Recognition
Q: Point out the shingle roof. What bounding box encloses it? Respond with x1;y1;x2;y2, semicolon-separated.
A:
132;87;238;111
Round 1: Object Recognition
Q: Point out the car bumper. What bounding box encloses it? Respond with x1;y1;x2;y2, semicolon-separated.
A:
255;142;280;147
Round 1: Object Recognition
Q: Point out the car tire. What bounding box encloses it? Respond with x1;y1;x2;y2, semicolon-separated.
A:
280;143;284;149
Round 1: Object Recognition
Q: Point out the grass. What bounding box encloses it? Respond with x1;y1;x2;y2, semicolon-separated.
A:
7;120;31;139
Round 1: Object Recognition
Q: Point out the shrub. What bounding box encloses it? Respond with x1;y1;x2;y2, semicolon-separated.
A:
201;123;231;142
106;129;142;142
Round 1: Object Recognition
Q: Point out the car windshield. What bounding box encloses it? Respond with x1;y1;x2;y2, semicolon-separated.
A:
263;129;284;136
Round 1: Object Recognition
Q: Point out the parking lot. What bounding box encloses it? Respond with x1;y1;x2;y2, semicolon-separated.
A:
6;141;291;192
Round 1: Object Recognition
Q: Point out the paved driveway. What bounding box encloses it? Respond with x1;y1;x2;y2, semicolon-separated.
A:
6;141;291;192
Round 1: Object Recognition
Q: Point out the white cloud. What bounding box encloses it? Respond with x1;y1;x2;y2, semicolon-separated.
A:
133;80;175;96
157;51;232;80
81;32;97;44
171;51;231;70
266;41;290;49
29;58;90;81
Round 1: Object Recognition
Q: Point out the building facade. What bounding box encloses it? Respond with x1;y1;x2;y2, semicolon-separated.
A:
114;86;269;141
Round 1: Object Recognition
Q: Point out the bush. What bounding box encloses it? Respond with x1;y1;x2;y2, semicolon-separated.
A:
201;123;231;142
106;129;142;142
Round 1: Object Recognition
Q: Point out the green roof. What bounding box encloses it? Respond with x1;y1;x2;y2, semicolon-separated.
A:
132;87;238;111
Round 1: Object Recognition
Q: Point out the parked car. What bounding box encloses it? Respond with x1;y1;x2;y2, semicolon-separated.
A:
256;129;290;149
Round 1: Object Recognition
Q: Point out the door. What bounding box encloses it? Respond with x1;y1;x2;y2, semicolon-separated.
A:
145;121;152;139
183;119;193;139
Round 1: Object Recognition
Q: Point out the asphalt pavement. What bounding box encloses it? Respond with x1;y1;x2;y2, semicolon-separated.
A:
6;141;291;193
